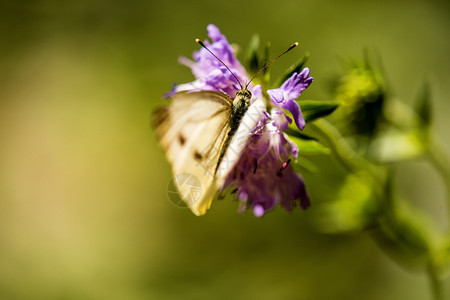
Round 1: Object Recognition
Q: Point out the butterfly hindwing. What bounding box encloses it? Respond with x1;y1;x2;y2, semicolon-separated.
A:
154;91;233;215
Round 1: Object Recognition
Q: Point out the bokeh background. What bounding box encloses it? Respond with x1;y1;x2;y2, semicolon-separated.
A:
0;0;449;299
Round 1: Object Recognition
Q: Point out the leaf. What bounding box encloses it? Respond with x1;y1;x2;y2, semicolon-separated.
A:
292;156;319;174
262;41;271;76
284;128;316;140
289;135;330;155
245;34;260;74
374;199;437;269
415;81;432;126
300;100;340;122
272;52;309;88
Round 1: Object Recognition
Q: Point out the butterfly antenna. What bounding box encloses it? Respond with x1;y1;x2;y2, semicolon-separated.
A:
245;42;298;89
195;39;243;90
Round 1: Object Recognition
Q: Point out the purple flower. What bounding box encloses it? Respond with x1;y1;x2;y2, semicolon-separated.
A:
220;120;310;216
170;24;251;97
267;69;314;130
270;106;292;131
167;24;313;216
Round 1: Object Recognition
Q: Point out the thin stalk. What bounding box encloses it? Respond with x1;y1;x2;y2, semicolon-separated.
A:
426;133;450;221
427;262;443;300
305;118;383;181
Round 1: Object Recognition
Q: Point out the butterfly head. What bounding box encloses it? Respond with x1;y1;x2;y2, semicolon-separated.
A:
235;89;252;99
233;88;251;109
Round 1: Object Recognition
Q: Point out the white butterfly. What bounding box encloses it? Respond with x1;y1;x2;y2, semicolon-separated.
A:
154;88;265;215
153;39;297;215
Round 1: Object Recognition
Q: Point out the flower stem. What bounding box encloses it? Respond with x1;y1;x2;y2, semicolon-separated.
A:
426;133;450;222
427;262;444;300
305;118;383;180
385;99;450;220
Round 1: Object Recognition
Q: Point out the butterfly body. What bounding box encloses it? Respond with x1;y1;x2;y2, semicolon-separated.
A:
215;89;251;175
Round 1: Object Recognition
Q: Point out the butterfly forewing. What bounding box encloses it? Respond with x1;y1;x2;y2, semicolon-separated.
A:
154;91;233;215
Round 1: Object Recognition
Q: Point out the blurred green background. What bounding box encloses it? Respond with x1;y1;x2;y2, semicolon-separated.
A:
0;0;449;299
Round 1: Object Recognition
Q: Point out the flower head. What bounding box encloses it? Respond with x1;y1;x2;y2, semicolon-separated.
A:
167;24;313;216
334;60;385;138
220;120;310;216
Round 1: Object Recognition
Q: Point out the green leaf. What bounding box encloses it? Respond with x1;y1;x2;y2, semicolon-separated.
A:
292;156;319;174
289;135;330;155
300;100;340;122
245;34;260;74
415;81;432;126
262;41;270;76
284;128;316;140
374;199;436;269
272;52;309;88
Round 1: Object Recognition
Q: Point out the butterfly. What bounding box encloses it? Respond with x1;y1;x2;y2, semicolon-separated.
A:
153;39;297;215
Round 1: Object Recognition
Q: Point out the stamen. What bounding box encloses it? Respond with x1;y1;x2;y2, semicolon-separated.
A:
252;119;270;135
282;159;292;170
278;159;291;174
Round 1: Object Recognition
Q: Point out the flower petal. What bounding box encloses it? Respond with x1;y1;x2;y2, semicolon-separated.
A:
207;24;225;42
267;68;313;131
253;205;265;217
250;85;262;104
282;99;305;130
268;69;313;103
270;106;291;131
169;25;249;96
267;88;284;104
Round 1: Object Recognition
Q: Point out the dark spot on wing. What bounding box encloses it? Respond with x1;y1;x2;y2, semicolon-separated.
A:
194;150;203;161
152;106;170;128
178;134;186;145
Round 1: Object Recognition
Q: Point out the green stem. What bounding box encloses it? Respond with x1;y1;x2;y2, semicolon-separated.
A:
384;99;450;223
427;262;443;300
427;133;450;221
305;118;383;180
386;100;450;202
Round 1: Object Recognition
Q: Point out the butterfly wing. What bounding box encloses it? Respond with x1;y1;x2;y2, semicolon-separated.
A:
153;91;233;215
215;98;266;187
